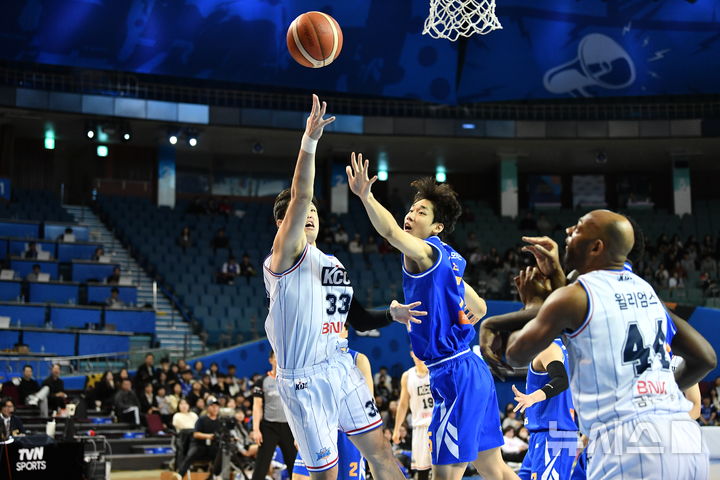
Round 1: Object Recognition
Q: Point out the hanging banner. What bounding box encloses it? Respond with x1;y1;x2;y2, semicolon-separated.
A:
157;145;176;208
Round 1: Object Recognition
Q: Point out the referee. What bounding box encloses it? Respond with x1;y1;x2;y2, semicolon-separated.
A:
251;350;296;480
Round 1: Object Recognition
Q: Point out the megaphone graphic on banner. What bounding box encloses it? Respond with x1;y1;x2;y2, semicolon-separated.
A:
543;33;635;97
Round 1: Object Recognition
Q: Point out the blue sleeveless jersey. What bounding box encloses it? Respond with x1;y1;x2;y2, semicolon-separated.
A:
402;236;475;363
524;338;577;432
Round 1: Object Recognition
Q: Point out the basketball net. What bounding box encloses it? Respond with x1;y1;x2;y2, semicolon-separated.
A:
423;0;502;41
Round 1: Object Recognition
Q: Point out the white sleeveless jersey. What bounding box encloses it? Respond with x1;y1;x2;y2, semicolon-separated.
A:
263;243;353;370
406;366;432;428
565;269;691;434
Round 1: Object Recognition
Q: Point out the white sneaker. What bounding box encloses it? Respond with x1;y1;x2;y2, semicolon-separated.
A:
26;395;38;406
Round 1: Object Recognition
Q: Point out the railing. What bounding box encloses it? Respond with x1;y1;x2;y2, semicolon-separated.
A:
1;63;719;120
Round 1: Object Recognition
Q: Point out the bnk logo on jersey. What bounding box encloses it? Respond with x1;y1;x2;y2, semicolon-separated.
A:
321;267;351;286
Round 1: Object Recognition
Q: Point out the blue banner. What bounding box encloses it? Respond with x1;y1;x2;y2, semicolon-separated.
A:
157;145;176;208
0;1;717;103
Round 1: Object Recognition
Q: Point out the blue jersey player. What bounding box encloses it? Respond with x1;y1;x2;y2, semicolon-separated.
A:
512;338;577;480
347;154;518;480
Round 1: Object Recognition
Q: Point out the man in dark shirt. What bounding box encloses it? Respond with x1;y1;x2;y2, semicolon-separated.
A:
41;364;66;413
18;365;39;405
176;398;224;479
106;266;122;284
134;353;155;393
0;398;24;439
114;378;141;425
156;357;176;385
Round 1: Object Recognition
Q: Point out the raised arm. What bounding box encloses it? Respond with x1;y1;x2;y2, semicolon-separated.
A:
270;95;335;273
346;153;434;267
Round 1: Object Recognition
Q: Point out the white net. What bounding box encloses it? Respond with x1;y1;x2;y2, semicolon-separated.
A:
423;0;502;41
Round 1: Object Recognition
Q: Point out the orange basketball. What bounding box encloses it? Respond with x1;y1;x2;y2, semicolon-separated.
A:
287;11;343;69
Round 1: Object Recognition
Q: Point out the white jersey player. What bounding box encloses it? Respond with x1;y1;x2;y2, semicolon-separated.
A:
505;210;715;480
263;95;418;480
393;351;432;479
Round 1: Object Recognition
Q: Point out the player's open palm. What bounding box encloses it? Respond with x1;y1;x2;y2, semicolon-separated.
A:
305;94;335;140
512;384;541;414
389;300;427;327
515;266;552;307
346;152;377;201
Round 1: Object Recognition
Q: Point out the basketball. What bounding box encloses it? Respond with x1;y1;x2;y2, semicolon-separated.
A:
287;11;343;69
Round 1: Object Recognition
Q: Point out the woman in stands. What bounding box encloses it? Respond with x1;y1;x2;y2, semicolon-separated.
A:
93;371;116;412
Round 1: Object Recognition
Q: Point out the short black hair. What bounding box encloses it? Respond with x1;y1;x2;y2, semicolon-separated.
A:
410;177;462;236
22;364;32;371
273;188;319;222
111;287;119;294
623;214;645;265
2;397;14;407
32;264;40;270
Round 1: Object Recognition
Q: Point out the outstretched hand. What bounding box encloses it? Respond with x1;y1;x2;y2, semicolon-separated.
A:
305;94;335;140
389;300;427;328
346;152;377;201
514;266;552;308
512;384;545;413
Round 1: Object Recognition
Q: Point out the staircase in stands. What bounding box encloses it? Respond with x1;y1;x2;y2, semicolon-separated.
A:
63;205;205;358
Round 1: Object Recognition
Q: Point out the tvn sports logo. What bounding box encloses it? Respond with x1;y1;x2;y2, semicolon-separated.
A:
321;267;351;286
16;446;46;471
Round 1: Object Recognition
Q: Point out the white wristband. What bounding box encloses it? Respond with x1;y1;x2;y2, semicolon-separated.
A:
301;134;318;155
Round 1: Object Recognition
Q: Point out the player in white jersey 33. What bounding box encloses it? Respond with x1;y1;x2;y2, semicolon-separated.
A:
393;350;432;480
263;95;419;480
504;209;716;480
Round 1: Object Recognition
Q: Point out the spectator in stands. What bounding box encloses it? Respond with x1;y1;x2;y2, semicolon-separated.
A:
219;255;240;284
500;426;528;462
105;287;126;308
537;213;553;234
364;235;379;254
502;403;523;430
25;264;42;282
134;353;155;392
93;371;116;412
213;376;229;397
41;364;66;413
466;231;480;250
227;365;241;397
699;396;717;426
206;363;220;386
239;254;257;281
17;365;39;406
116;368;130;389
194;397;207;416
157;357;176;385
700;254;717;279
180;369;194;397
218;197;232;217
114;378;141;425
140;382;159;416
201;374;213;393
668;272;684;290
348;233;364;254
373;366;393;393
187;382;204;408
106;266;122;284
212;227;230;255
519;211;538;231
193;361;204;380
92;247;106;262
173;398;198;431
58;227;75;242
176;398;225;480
178;226;192;253
24;242;39;259
0;398;24;438
334;226;349;247
167;383;183;413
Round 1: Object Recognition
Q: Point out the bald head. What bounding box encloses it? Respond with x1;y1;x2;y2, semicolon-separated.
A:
589;210;634;261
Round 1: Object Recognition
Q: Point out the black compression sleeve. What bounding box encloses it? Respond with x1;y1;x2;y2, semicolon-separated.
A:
540;360;569;399
345;297;392;332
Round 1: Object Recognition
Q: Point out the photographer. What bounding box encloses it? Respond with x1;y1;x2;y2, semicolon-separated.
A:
175;398;224;480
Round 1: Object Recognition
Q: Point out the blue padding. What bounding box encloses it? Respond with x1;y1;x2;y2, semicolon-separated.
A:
10;259;59;280
0;239;7;259
0;330;20;350
71;262;119;282
44;224;89;241
78;333;129;356
0;221;39;239
0;359;52;381
87;285;137;306
0;281;21;301
689;306;720;381
50;306;102;329
62;375;86;390
8;240;56;257
24;331;76;356
57;243;102;261
28;282;80;304
0;304;46;327
104;309;155;334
